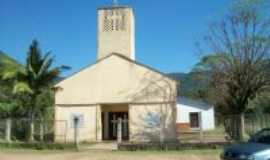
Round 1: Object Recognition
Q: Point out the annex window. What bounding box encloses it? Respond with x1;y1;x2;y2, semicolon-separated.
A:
189;112;200;128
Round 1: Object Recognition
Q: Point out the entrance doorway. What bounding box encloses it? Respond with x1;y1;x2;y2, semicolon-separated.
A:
101;104;129;141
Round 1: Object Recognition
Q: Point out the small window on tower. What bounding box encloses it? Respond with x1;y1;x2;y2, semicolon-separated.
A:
121;15;126;30
103;9;126;32
111;19;114;31
103;17;110;32
115;19;119;31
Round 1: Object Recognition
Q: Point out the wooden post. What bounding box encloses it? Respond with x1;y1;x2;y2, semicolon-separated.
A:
74;117;79;149
199;112;204;142
5;118;12;142
117;118;122;143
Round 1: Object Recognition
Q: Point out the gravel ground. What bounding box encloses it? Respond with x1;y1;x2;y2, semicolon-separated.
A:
0;150;220;160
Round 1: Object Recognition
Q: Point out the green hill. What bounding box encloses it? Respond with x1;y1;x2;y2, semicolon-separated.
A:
167;72;209;98
0;51;22;81
0;51;20;67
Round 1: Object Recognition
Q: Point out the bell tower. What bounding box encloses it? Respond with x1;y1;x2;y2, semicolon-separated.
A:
97;5;135;60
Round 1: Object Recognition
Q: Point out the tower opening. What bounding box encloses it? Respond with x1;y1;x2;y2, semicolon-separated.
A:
97;6;135;60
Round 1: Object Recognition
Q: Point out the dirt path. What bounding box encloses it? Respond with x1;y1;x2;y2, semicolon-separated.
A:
0;150;220;160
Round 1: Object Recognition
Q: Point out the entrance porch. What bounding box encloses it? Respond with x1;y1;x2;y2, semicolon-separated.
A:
101;104;129;141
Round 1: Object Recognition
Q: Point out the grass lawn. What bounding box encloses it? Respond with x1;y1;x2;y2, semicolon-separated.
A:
0;149;222;160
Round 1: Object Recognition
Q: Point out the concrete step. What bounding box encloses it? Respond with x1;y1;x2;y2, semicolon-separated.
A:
79;142;118;151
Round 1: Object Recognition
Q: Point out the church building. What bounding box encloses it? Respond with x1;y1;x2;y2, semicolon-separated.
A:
54;4;177;143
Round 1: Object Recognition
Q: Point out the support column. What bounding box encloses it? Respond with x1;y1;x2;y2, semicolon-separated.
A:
112;114;117;137
123;114;128;138
104;112;109;140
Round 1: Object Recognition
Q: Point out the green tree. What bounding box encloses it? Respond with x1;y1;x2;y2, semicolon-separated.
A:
0;52;25;142
11;40;69;141
248;91;270;114
196;0;270;140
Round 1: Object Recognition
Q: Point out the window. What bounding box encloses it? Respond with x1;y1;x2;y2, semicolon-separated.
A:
189;112;200;128
103;9;125;32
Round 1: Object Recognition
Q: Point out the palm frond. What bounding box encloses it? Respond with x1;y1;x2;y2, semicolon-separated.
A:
13;81;33;94
37;52;53;78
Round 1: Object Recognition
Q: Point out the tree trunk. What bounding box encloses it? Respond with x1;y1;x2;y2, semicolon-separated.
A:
39;121;44;141
239;113;245;141
5;118;12;142
29;119;35;141
27;112;35;142
27;95;37;142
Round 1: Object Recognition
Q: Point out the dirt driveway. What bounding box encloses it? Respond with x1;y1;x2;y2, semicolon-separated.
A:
0;150;220;160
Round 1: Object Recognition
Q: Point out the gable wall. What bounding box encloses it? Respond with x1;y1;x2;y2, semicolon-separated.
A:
55;55;177;105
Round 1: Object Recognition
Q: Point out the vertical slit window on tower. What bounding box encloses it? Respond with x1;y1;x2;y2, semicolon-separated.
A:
103;16;109;32
121;15;125;30
111;19;114;31
115;19;119;31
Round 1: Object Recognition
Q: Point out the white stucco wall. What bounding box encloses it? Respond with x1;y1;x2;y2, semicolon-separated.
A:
176;102;215;131
54;105;99;143
129;103;177;142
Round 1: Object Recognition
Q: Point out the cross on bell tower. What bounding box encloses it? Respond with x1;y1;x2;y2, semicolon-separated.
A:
113;0;118;5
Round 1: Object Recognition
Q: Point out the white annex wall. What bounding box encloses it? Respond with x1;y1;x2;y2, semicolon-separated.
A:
176;102;215;131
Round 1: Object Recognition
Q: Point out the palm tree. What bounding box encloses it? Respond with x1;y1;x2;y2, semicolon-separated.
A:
12;40;70;141
0;51;26;142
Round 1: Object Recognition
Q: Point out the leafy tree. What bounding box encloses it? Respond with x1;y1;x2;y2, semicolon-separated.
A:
0;52;25;118
248;91;270;114
196;0;270;140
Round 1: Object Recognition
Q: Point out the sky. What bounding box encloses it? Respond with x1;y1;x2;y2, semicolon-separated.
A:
0;0;232;76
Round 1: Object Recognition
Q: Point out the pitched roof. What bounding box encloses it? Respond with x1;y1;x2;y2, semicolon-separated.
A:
98;5;132;10
177;97;213;110
55;53;177;85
